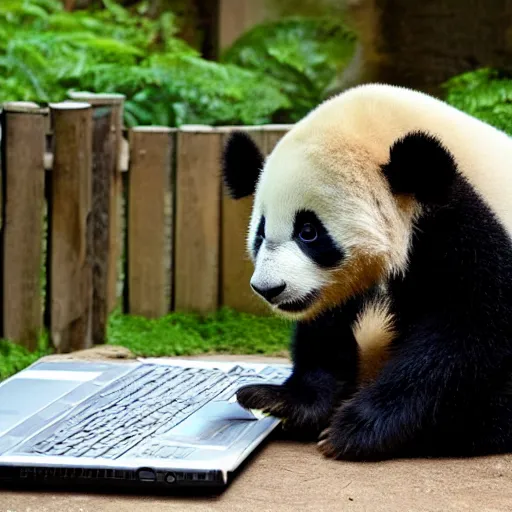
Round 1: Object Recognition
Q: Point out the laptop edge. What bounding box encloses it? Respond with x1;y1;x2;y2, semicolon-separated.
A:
0;358;291;491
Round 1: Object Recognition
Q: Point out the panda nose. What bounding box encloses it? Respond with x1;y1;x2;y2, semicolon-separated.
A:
251;283;286;302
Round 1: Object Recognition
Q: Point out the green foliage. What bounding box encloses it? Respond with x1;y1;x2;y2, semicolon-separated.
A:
107;307;291;357
223;17;356;122
443;68;512;135
0;308;291;380
0;2;356;126
0;332;51;381
0;0;290;126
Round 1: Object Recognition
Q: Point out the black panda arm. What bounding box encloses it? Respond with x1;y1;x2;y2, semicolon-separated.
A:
318;323;448;460
236;302;360;439
237;319;358;439
318;318;512;460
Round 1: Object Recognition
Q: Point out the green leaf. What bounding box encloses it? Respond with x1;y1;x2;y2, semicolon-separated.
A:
0;5;354;126
443;68;512;135
222;16;356;120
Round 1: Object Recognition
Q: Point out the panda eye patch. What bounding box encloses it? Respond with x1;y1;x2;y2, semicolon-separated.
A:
256;216;265;238
253;215;265;257
293;209;344;268
299;223;318;243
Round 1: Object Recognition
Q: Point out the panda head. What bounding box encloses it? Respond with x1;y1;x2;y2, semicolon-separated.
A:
222;117;457;320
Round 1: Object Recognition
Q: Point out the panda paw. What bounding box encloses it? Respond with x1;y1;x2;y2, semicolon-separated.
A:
236;383;332;439
317;399;393;461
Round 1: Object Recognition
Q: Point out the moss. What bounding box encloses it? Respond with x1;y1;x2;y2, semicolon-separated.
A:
0;332;52;381
106;307;292;357
0;308;292;380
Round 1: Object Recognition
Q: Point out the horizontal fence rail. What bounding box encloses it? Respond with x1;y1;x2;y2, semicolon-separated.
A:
0;95;291;352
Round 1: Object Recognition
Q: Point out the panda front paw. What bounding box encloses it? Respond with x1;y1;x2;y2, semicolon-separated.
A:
236;383;332;439
317;399;395;461
236;384;288;415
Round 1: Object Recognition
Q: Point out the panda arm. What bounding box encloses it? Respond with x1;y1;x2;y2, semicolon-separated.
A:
236;302;360;438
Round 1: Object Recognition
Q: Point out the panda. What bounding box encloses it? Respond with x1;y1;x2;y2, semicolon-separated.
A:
221;83;512;461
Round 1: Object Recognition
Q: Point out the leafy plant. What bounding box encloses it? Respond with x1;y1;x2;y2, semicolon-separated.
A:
0;0;290;126
0;332;51;381
0;2;357;126
442;68;512;135
222;16;356;122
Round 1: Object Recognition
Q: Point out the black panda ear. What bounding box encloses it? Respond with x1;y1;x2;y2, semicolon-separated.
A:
221;131;264;199
381;131;458;205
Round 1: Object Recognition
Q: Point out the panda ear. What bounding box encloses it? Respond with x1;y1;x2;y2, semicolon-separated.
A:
221;131;264;199
381;131;458;205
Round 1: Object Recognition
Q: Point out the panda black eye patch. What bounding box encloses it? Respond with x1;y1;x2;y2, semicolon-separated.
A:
293;210;344;268
253;216;265;256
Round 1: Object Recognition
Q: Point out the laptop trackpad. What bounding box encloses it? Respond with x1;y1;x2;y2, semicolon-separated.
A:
160;400;261;446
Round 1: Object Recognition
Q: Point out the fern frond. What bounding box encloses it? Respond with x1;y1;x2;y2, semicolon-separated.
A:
222;16;356;120
443;68;512;135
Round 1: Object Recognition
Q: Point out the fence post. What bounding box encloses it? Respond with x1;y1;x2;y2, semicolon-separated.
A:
0;102;47;349
174;126;222;313
68;92;125;315
127;126;174;318
49;101;93;353
90;107;115;344
219;126;268;315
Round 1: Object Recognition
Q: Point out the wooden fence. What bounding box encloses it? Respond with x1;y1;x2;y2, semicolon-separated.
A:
0;95;290;352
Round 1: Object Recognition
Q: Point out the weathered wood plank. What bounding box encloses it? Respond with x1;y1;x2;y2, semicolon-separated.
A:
91;107;115;345
174;126;222;313
68;92;125;313
1;102;46;349
49;101;93;353
128;126;174;318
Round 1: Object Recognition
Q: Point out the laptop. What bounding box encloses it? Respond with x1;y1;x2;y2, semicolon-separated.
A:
0;357;291;492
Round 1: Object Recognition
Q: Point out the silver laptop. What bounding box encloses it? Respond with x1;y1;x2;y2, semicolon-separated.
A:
0;358;291;492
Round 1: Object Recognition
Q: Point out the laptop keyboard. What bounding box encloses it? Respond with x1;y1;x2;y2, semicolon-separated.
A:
23;364;290;460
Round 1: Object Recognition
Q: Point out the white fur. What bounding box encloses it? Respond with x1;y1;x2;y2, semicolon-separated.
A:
250;242;329;312
351;293;395;381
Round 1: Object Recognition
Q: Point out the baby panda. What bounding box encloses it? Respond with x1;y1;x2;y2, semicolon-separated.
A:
221;83;512;461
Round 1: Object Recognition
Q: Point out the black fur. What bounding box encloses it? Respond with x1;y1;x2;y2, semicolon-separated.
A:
237;131;512;460
237;297;362;440
253;216;265;256
221;131;264;199
382;131;457;204
293;210;344;268
277;291;319;313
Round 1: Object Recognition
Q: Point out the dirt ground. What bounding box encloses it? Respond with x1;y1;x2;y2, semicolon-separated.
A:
2;349;512;512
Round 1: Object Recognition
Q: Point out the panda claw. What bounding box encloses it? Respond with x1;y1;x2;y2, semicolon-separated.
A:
318;427;331;440
317;437;337;458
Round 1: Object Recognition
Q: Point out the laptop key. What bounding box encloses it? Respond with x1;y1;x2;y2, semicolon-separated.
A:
18;364;290;459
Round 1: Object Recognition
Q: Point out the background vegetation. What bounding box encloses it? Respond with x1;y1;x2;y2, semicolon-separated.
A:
2;1;510;131
0;0;354;126
442;68;512;136
0;308;291;380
